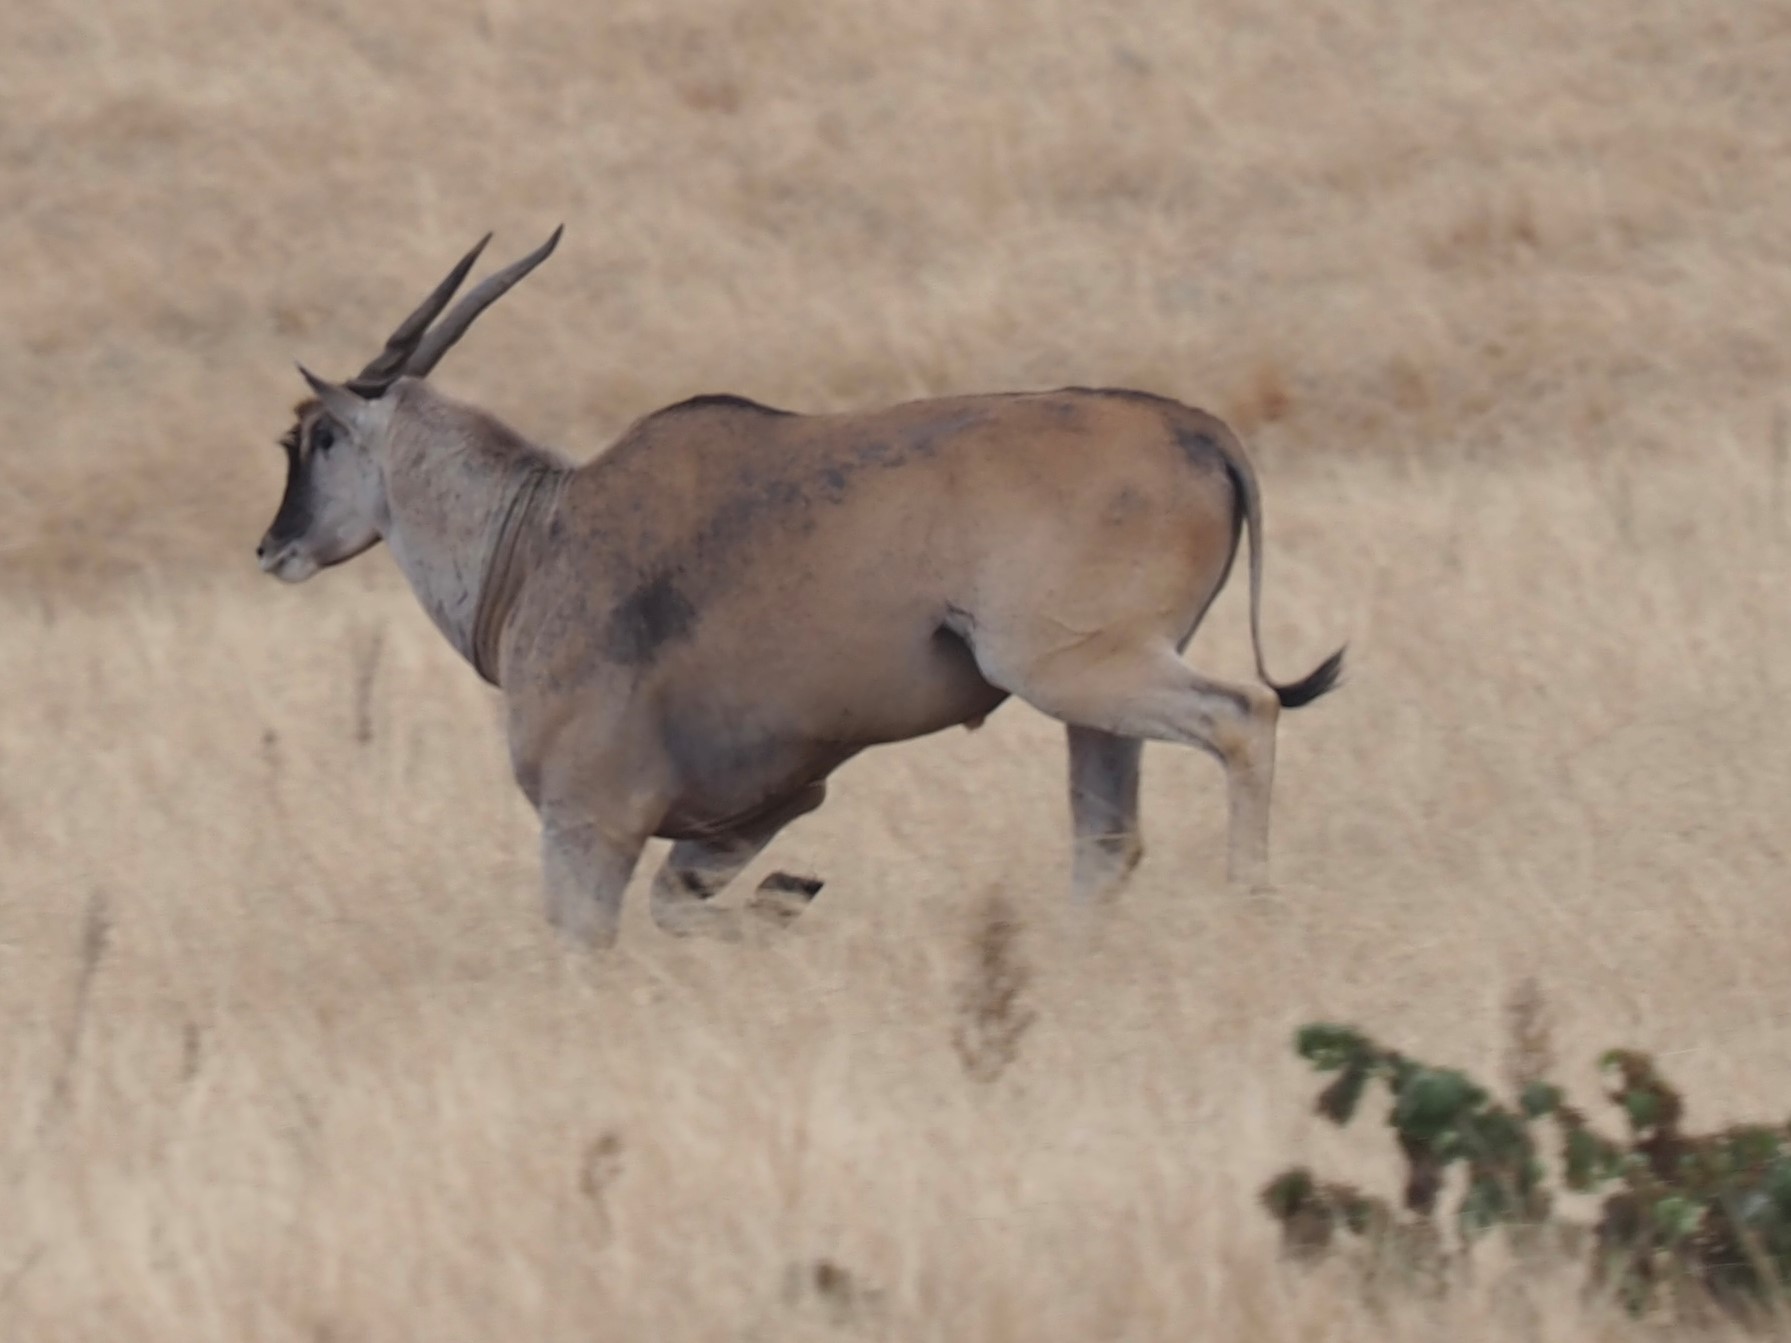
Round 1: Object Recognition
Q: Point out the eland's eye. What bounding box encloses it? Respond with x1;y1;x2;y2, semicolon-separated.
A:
311;421;336;453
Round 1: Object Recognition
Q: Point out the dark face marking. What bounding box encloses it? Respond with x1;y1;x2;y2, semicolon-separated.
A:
604;570;698;666
261;398;328;543
264;418;315;545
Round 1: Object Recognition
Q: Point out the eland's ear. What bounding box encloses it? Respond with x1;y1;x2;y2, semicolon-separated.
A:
296;364;377;430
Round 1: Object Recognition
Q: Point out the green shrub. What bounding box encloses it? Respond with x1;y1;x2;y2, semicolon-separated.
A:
1263;1017;1791;1323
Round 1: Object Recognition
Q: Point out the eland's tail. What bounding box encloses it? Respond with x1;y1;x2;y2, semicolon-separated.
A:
1219;446;1347;710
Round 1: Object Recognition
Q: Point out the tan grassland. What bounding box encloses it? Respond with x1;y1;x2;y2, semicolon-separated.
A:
5;0;1791;1336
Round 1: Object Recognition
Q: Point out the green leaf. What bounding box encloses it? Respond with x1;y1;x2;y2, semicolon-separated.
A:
1761;1157;1791;1210
1466;1110;1534;1165
1317;1062;1371;1126
1339;1193;1386;1236
1623;1088;1662;1132
1295;1024;1371;1072
1724;1126;1783;1171
1564;1128;1620;1191
1652;1195;1702;1243
1458;1176;1513;1239
1392;1068;1485;1143
1261;1168;1316;1219
1520;1082;1562;1119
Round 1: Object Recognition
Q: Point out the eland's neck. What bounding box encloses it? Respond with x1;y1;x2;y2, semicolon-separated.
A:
380;412;569;687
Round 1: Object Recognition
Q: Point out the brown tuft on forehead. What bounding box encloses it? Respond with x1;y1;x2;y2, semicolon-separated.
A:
278;398;321;453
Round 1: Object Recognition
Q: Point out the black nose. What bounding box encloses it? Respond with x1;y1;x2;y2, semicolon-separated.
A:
255;539;267;559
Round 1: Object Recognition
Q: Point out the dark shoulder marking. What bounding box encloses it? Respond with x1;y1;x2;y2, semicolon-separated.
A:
603;570;698;666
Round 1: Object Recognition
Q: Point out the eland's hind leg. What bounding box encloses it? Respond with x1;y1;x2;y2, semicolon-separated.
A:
1067;727;1145;903
992;645;1279;888
649;783;829;939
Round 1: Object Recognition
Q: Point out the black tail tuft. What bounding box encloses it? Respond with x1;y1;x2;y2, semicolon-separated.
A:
1274;646;1347;710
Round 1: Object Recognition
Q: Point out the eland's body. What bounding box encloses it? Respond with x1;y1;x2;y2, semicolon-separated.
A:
257;231;1344;948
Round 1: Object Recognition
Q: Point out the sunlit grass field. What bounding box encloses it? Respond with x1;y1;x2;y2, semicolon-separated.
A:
5;0;1791;1335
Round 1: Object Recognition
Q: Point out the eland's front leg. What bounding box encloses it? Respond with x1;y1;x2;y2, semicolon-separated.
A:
539;817;648;949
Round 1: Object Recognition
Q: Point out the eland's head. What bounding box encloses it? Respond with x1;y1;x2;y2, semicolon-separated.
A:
256;227;563;582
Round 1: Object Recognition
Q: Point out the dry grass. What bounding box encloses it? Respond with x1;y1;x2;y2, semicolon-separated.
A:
5;0;1791;1336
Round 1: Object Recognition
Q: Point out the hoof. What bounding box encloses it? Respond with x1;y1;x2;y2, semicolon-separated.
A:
746;872;824;928
1071;838;1143;905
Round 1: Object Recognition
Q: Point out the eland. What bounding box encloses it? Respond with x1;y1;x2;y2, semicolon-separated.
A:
256;229;1345;948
